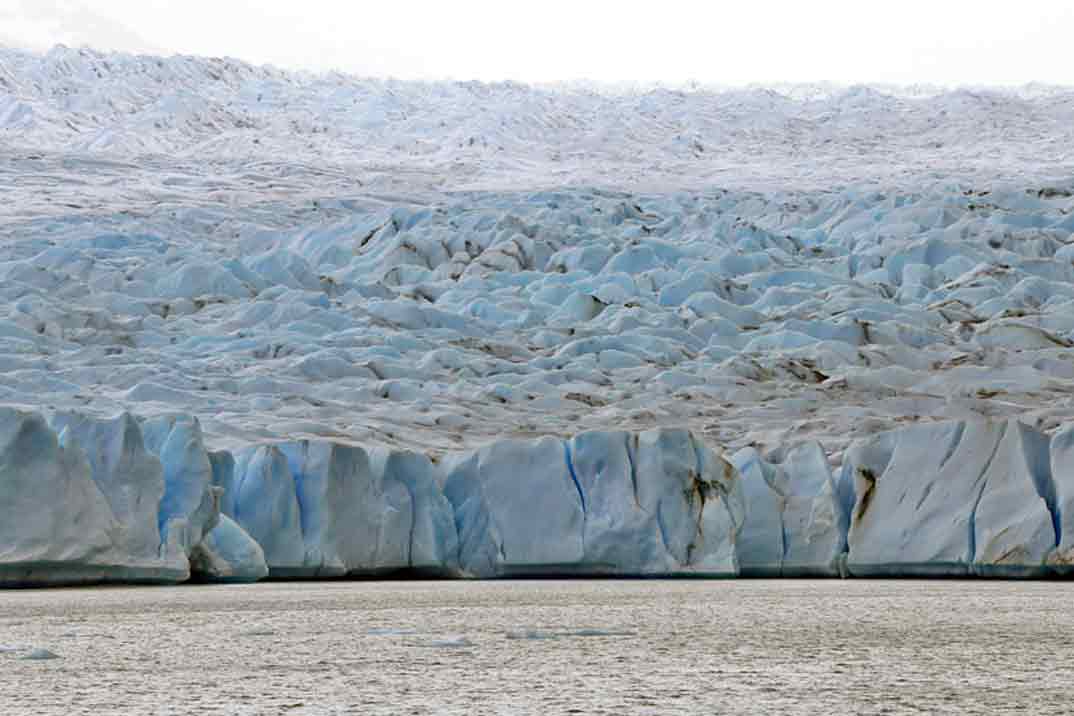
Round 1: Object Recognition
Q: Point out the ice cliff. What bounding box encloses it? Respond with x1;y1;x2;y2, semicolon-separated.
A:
0;407;238;585
1;409;746;583
5;408;1074;585
842;418;1059;577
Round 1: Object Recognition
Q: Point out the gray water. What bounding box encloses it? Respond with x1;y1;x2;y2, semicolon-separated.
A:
1;580;1070;715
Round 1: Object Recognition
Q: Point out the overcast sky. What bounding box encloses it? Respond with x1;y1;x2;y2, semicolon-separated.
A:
1;0;1071;85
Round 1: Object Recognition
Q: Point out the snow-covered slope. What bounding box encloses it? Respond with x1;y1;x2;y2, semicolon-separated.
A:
2;45;1074;583
3;45;1074;212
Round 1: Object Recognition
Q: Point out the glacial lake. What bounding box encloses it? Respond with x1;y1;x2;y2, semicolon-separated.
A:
1;579;1070;715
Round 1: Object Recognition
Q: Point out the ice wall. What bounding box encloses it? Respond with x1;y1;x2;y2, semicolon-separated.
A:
0;409;264;585
217;427;743;578
6;408;1074;586
843;418;1059;577
442;429;743;577
732;442;847;577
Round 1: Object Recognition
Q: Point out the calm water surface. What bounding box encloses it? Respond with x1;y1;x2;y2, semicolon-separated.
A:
1;580;1070;715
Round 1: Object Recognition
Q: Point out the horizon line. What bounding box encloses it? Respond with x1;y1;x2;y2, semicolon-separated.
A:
3;43;1073;95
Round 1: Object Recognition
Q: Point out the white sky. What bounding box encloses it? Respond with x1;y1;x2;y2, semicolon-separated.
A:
1;0;1072;85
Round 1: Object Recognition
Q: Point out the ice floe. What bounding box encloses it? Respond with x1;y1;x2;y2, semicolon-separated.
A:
19;649;60;661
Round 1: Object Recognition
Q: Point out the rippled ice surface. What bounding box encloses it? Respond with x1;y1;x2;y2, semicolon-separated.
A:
2;580;1071;715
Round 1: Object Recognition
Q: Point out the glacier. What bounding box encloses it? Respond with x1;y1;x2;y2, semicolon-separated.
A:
2;45;1074;584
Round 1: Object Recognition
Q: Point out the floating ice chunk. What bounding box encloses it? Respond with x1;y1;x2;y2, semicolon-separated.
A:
367;628;417;636
238;629;276;637
505;630;559;640
567;629;636;638
425;636;474;648
20;648;60;661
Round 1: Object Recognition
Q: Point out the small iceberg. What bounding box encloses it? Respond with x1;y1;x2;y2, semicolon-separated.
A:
567;628;636;638
20;648;60;661
366;627;417;636
424;636;474;649
505;629;559;641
